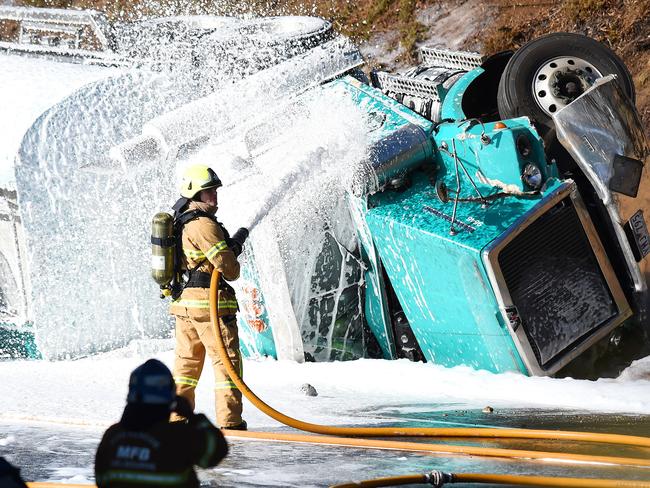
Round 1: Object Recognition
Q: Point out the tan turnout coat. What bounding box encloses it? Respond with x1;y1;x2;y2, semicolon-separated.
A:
169;201;240;317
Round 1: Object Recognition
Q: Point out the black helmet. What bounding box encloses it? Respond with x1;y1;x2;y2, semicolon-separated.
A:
127;359;175;407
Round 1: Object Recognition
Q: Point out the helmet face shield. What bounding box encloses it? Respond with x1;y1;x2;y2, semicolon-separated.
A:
201;168;223;191
180;165;223;199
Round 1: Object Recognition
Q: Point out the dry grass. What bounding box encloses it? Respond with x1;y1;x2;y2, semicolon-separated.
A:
14;0;434;51
11;0;649;126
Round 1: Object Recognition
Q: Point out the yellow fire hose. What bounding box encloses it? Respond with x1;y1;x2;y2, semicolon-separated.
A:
208;270;650;448
208;271;650;487
330;472;650;487
25;472;650;488
24;474;650;488
224;428;650;466
209;271;650;452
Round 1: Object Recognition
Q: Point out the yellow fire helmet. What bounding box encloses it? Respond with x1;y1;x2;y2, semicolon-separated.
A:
179;164;223;199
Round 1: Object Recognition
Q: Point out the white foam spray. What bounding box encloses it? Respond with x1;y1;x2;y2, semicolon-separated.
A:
181;84;372;360
9;31;370;361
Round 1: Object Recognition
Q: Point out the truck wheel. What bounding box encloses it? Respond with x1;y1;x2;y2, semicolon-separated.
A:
497;32;635;139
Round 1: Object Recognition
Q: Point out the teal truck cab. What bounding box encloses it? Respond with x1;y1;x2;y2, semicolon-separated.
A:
236;33;649;376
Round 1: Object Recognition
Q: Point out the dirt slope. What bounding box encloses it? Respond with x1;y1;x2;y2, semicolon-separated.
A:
476;0;650;133
12;0;650;127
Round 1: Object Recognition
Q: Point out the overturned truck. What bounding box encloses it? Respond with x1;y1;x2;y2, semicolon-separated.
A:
342;34;650;377
2;7;649;376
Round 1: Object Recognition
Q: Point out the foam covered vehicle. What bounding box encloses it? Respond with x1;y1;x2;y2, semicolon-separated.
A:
231;32;650;376
2;7;649;376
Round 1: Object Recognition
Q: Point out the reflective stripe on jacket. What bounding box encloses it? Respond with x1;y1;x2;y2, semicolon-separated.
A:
96;469;191;486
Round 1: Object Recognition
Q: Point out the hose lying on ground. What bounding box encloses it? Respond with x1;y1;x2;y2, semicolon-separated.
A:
223;428;650;467
209;271;650;471
26;472;650;488
209;271;650;447
21;270;650;488
25;472;650;488
329;471;650;488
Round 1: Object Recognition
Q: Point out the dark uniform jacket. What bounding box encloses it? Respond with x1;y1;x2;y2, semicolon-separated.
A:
95;414;227;487
0;457;28;488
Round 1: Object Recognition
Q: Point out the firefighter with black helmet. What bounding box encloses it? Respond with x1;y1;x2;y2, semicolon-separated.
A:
168;164;248;429
95;359;228;487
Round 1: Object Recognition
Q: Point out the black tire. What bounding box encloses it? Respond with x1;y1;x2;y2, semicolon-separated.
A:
497;32;635;139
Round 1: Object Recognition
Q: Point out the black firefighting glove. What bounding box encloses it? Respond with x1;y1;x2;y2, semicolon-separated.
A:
0;457;28;488
229;227;249;257
172;395;194;419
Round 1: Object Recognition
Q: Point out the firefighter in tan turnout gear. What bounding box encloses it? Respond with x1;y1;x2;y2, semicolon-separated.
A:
169;164;249;430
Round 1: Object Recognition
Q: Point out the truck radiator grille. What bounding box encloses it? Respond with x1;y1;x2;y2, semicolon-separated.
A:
498;198;617;368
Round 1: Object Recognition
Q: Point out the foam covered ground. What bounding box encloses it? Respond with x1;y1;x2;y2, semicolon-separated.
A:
1;345;650;486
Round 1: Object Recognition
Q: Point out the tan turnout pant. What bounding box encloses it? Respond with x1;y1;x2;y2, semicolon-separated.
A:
172;311;243;428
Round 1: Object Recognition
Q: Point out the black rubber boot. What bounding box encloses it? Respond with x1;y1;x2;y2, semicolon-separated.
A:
225;420;247;431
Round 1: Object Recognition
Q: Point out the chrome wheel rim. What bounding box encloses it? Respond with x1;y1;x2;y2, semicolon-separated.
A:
532;56;602;115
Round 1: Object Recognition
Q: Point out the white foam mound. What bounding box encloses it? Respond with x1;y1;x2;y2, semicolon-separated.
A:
0;351;649;431
618;355;650;381
10;36;363;360
0;55;120;188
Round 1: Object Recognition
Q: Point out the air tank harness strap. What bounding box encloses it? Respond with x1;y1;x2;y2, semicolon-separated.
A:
185;272;235;298
186;273;236;297
151;235;175;247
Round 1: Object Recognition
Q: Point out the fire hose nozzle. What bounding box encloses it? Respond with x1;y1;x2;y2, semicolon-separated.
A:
230;227;249;256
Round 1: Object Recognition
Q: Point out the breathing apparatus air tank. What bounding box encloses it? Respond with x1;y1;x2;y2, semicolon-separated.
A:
151;212;175;297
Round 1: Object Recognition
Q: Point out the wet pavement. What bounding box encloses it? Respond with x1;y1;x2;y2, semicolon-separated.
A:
3;407;650;487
